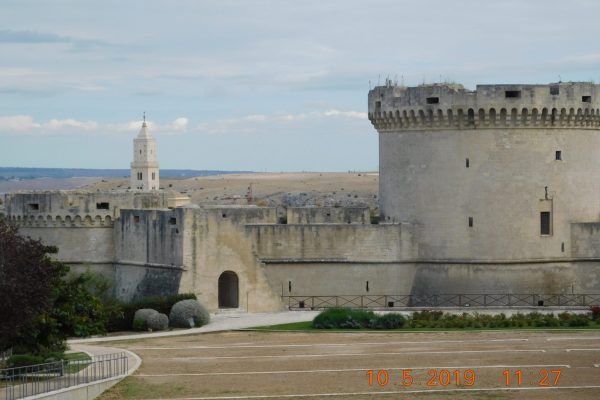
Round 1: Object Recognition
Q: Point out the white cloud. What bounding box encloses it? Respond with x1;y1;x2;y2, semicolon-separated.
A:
0;116;188;136
195;109;367;135
0;110;364;137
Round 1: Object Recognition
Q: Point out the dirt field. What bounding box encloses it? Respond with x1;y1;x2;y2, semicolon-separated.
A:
99;330;600;399
84;172;379;208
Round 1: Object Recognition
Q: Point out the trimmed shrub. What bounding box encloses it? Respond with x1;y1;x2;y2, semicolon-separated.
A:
313;308;376;329
369;313;406;329
147;313;169;331
132;309;159;331
107;293;197;332
169;300;210;328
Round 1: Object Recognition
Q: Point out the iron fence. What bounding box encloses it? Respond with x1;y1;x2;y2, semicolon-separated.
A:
1;352;128;400
282;294;600;310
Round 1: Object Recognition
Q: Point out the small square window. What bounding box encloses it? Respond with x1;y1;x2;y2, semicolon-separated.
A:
426;97;440;104
96;202;109;210
555;150;562;160
582;96;592;103
28;203;39;211
134;215;140;223
505;90;521;98
550;86;559;95
169;217;177;225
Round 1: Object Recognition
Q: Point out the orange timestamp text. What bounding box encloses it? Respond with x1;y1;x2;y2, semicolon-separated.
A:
367;369;476;387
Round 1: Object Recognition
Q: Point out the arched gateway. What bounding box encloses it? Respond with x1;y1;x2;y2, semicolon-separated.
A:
218;271;239;308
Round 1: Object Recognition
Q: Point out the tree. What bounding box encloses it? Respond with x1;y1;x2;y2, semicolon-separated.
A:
0;220;117;355
0;221;61;351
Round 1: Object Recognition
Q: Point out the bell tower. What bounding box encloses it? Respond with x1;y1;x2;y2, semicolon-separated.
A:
130;113;160;191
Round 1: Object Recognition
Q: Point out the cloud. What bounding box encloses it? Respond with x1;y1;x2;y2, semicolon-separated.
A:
0;29;119;52
195;109;367;134
0;109;363;137
0;116;186;136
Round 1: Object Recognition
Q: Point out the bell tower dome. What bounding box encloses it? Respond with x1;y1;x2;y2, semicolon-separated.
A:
130;113;160;190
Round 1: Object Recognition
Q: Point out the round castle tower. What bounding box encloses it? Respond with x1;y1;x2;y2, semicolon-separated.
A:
369;82;600;262
130;118;160;191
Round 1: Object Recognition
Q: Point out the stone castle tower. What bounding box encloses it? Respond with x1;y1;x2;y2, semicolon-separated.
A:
368;82;600;263
130;118;160;191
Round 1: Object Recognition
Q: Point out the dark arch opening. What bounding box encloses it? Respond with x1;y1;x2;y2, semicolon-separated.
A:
218;271;239;308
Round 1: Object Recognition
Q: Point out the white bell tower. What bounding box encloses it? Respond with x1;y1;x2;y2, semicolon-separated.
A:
130;113;160;191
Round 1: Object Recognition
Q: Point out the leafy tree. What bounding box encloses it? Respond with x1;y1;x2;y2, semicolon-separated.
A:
0;220;119;354
0;221;60;351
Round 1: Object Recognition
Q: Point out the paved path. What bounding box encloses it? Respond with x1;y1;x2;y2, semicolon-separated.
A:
69;311;319;344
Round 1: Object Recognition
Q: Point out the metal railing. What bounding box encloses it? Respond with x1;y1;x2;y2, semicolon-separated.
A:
282;294;600;310
1;352;128;400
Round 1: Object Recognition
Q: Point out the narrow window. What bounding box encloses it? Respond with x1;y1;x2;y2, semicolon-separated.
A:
468;217;473;227
505;90;521;98
550;85;559;95
582;96;592;103
288;281;292;293
139;172;143;180
139;149;142;154
134;215;140;223
375;101;381;111
555;150;562;160
366;281;369;292
27;203;39;211
466;158;470;168
169;217;177;225
152;172;155;180
561;242;565;252
540;212;551;235
426;97;439;104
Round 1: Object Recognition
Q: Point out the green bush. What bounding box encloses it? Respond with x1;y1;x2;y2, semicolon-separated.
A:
369;313;405;329
6;354;44;369
169;299;210;328
312;308;376;329
132;317;146;331
107;293;197;332
313;309;595;330
147;313;169;331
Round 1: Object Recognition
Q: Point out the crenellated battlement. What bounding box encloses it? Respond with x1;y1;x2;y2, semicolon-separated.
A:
368;82;600;131
7;214;114;228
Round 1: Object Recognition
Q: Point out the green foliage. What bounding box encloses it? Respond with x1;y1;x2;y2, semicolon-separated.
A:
13;267;115;354
591;306;600;321
369;313;406;329
132;317;147;331
313;308;594;330
312;308;377;329
132;309;159;331
107;293;197;332
0;221;61;350
169;299;210;328
6;354;44;369
147;313;169;331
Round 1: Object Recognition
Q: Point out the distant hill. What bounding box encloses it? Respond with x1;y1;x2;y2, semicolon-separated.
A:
0;167;253;181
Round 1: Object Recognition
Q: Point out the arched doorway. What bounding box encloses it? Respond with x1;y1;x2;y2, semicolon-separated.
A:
218;271;239;308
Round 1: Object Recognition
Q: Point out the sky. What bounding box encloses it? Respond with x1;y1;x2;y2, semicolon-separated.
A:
1;0;600;171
